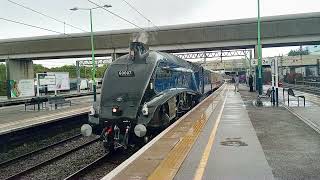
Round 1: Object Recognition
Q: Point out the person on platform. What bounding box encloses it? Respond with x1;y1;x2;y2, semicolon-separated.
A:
234;74;239;92
249;74;254;92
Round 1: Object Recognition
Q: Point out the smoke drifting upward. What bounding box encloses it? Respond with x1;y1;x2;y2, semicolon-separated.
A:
131;32;149;44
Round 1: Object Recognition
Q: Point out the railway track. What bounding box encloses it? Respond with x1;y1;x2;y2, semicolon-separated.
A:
64;153;110;180
0;134;81;167
65;150;136;180
1;130;131;180
3;137;100;180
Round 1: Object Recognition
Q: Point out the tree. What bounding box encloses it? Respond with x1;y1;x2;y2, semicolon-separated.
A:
33;64;49;77
288;48;310;56
0;64;6;96
0;64;6;80
51;65;77;78
96;64;108;78
33;64;109;79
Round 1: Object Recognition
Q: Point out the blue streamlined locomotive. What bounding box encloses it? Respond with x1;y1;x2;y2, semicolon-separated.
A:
82;42;222;151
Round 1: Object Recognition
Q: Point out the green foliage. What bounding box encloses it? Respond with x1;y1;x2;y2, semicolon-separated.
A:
0;64;6;80
0;81;5;96
33;64;49;75
50;65;77;78
33;64;108;78
96;64;108;78
288;48;310;56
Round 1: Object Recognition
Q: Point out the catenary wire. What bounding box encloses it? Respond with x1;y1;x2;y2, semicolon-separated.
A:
120;0;160;31
87;0;145;31
7;0;88;33
0;17;68;35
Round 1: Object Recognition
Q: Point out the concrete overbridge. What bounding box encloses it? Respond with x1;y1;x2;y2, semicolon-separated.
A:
1;12;320;61
1;12;320;85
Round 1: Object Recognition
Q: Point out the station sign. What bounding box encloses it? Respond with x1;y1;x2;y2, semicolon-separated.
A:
251;58;272;66
39;75;56;86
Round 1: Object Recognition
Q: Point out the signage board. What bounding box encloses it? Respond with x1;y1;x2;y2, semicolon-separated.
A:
10;79;35;98
39;75;56;86
47;72;70;91
251;58;272;66
18;79;35;97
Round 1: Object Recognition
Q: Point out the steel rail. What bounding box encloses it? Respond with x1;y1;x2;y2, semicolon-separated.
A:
0;134;82;167
64;153;111;180
4;138;100;180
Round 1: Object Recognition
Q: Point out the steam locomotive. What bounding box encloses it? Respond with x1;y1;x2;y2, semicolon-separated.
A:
81;42;222;151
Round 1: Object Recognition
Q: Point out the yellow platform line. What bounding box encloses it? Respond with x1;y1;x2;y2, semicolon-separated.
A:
148;86;227;180
193;88;228;180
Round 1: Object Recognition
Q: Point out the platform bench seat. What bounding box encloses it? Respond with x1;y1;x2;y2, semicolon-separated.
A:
286;88;305;107
24;97;48;111
48;96;71;110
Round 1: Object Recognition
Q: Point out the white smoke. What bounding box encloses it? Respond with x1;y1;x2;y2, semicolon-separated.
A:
131;32;149;44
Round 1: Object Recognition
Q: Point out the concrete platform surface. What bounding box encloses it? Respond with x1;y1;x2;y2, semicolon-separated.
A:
240;86;320;180
175;86;274;180
278;87;320;134
0;95;95;135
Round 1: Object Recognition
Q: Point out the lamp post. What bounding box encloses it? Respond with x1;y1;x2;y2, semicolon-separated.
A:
257;0;263;95
70;5;112;102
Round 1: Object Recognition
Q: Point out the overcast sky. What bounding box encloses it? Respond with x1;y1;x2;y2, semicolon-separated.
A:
1;0;320;67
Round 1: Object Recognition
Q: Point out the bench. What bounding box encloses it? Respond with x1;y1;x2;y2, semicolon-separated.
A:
285;88;305;107
25;97;48;111
48;96;71;110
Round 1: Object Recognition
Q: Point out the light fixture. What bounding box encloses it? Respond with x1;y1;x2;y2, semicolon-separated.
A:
70;7;78;11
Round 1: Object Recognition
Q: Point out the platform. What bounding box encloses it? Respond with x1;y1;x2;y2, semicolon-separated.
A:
241;86;320;179
0;89;100;107
281;88;320;134
175;86;273;180
103;84;320;180
262;85;320;134
0;95;95;135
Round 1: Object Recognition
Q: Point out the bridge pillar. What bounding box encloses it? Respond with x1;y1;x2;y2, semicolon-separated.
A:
5;59;34;98
111;53;119;62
